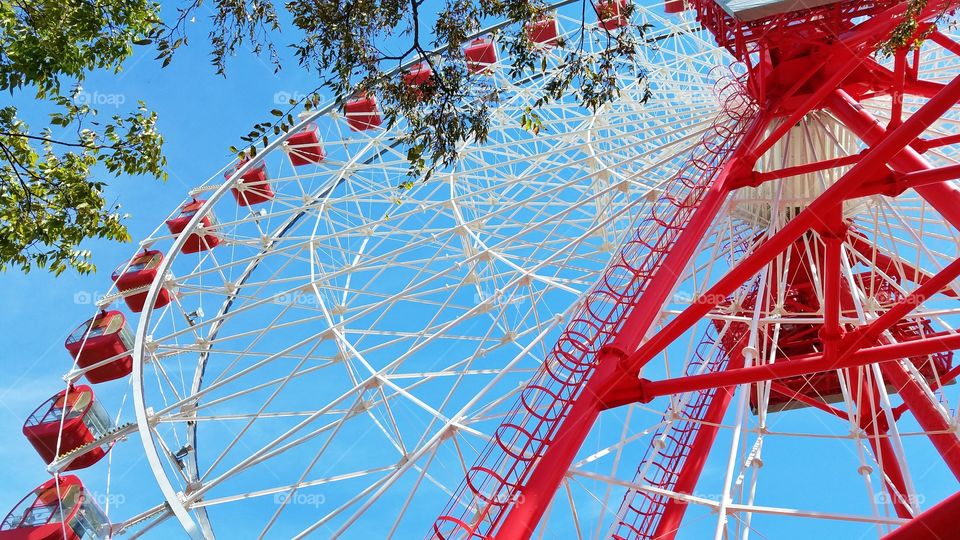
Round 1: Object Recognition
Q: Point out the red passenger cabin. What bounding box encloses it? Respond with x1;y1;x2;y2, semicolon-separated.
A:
664;0;686;13
283;125;326;167
402;63;435;100
0;476;110;540
23;386;114;471
594;0;629;30
226;161;274;206
344;94;383;132
165;200;221;254
64;311;133;384
464;38;497;73
526;15;560;47
110;250;170;313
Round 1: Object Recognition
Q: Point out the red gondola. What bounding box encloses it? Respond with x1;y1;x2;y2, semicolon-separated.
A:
344;93;383;132
283;125;326;166
165;200;221;254
0;476;110;540
64;311;133;384
664;0;686;13
110;250;170;313
594;0;629;30
526;16;559;47
465;37;497;74
23;386;115;471
403;63;435;100
226;161;274;206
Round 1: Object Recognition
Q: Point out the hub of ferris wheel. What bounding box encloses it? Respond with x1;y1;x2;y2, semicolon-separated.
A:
3;1;960;539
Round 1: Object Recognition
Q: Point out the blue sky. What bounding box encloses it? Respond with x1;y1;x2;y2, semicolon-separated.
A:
0;5;327;528
1;2;957;539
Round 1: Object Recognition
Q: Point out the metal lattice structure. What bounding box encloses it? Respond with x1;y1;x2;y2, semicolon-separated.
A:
7;1;960;539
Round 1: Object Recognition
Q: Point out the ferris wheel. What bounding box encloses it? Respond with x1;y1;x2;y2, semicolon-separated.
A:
5;0;960;539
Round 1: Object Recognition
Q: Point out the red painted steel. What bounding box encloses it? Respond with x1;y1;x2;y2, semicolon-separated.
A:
825;90;960;231
431;71;763;539
847;364;914;519
638;331;960;401
610;328;749;539
686;0;935;62
882;490;960;539
430;1;960;537
627;75;960;375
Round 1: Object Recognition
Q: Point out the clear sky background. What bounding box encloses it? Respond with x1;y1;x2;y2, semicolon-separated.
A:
0;2;956;539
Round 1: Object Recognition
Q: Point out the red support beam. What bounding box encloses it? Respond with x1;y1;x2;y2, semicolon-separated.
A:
730;160;960;199
650;351;746;540
837;1;955;52
729;153;864;191
890;49;906;129
492;110;775;540
801;91;960;477
638;330;960;402
750;52;862;159
914;132;960;152
826;90;960;231
931;31;960;58
849;164;960;198
881;490;960;540
846;235;959;299
838;256;960;357
625;74;960;374
821;210;846;359
890;358;960;418
848;368;914;520
879;359;960;479
897;163;960;186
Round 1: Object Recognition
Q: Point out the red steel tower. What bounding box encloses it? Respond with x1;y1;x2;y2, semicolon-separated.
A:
433;1;960;538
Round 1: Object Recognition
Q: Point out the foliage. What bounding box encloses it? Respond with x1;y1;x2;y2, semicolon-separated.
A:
0;1;166;274
1;0;650;275
217;0;649;180
883;0;959;55
13;0;950;276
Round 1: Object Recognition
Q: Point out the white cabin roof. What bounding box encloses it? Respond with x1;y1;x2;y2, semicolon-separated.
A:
713;0;843;21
